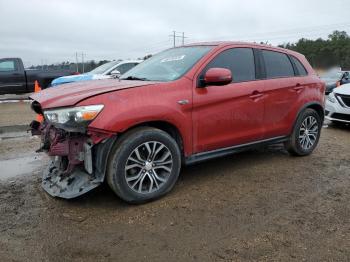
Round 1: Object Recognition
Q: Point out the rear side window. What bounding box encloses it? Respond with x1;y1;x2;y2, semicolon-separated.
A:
262;50;294;78
0;60;16;72
291;56;308;76
205;48;255;83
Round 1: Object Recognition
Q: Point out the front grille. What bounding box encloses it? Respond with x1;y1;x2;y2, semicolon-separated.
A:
331;113;350;121
336;94;350;107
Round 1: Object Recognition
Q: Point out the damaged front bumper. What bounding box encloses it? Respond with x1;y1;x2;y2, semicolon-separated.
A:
30;120;115;199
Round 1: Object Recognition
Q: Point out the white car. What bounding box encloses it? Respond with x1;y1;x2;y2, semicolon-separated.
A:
51;60;142;86
325;83;350;124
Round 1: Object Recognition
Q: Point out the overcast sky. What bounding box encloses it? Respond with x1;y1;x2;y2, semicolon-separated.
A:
1;0;349;66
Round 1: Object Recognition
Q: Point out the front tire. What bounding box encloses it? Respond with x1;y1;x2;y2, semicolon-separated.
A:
106;127;181;204
285;108;322;156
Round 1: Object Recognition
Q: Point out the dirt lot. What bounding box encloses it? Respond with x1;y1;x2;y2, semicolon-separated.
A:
0;102;35;127
0;123;349;261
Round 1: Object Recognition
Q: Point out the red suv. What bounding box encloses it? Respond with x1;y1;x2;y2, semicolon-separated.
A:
30;42;325;203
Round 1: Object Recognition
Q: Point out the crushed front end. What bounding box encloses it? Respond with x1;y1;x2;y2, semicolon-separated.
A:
30;101;115;199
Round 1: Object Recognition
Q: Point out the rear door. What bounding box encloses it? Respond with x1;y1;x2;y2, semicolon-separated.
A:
0;59;26;94
193;47;265;153
259;50;302;138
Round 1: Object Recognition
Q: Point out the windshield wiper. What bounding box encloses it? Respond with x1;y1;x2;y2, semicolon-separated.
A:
122;76;149;81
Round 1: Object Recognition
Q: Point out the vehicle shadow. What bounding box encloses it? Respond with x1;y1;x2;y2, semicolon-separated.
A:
61;143;288;210
327;121;350;131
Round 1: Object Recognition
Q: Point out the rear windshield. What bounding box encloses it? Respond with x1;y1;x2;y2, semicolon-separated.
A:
121;46;213;82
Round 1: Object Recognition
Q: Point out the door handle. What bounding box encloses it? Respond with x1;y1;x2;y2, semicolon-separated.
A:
177;99;189;105
293;84;304;92
249;91;264;99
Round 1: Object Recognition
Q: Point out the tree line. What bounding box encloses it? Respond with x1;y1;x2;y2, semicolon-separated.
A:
279;30;350;70
28;55;152;73
29;60;113;73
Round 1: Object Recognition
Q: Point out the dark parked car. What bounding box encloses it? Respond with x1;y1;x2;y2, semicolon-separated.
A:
30;42;325;204
0;58;75;94
321;70;350;94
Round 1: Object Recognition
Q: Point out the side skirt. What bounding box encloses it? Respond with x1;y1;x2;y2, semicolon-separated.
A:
185;136;289;165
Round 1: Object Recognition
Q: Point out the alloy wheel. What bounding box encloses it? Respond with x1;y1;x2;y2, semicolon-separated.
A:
124;141;173;194
299;116;319;150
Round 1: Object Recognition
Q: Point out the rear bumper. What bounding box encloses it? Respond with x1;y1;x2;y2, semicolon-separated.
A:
30;120;115;198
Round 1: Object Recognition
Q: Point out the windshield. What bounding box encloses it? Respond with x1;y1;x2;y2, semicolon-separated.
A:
120;46;213;81
88;61;121;75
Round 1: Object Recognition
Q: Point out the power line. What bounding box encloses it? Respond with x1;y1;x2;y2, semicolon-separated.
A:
189;21;350;43
169;31;187;47
127;40;171;53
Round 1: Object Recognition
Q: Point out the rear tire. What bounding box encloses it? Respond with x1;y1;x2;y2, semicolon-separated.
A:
285;108;322;156
106;127;181;204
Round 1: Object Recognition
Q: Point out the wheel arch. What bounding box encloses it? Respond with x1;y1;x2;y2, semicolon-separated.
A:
118;120;186;159
290;101;324;134
285;101;323;156
306;102;324;122
295;102;324;123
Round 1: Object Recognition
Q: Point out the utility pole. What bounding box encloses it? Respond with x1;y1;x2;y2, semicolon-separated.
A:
81;52;85;73
169;31;186;47
172;31;176;47
75;52;79;72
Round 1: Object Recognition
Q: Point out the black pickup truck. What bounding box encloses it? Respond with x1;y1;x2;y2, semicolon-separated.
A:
0;58;75;94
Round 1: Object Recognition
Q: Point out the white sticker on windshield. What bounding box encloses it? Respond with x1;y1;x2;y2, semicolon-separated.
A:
161;55;185;63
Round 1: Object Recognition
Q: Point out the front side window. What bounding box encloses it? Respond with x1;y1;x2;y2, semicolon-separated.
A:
204;48;256;83
0;60;16;72
262;50;294;78
121;46;213;82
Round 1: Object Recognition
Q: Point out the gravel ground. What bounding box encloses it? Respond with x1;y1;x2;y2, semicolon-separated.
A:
0;102;35;127
0;124;349;261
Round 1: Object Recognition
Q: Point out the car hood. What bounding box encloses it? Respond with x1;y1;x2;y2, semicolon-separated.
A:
334;83;350;95
51;74;111;86
30;79;157;109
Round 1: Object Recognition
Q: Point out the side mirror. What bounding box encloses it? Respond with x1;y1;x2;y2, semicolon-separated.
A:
110;69;121;78
203;68;232;86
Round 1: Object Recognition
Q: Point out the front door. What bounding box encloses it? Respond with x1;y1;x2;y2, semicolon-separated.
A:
192;47;265;153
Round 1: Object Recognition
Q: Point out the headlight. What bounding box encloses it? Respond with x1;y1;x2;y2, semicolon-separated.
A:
44;105;104;126
327;92;336;103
